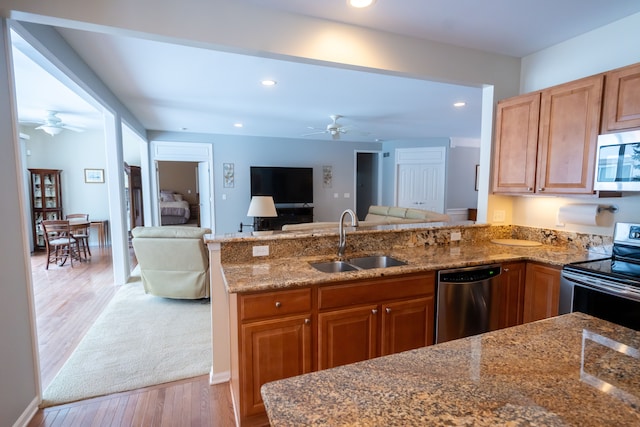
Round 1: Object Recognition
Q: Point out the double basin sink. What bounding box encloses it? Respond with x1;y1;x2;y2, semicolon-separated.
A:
311;255;407;273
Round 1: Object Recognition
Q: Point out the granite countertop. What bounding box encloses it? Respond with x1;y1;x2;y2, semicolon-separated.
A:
221;242;609;293
261;312;640;426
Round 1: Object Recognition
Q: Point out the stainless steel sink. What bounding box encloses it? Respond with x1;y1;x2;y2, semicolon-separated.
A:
347;255;407;270
310;256;406;273
310;260;359;273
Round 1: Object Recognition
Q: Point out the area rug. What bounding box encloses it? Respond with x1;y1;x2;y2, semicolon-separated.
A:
42;275;212;407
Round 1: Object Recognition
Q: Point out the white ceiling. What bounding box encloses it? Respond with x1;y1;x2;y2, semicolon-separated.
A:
11;1;640;142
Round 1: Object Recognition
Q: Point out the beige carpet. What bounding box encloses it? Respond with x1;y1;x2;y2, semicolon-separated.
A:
42;274;212;407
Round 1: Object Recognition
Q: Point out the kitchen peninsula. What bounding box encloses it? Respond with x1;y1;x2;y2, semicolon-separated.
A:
206;222;613;426
261;312;640;426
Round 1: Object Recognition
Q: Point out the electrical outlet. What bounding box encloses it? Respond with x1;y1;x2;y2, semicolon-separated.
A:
252;245;269;257
493;210;506;222
450;231;461;241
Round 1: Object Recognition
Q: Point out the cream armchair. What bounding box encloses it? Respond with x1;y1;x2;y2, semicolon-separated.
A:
131;226;212;299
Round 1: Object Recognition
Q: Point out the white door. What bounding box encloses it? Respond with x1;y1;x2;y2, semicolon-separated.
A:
396;147;446;213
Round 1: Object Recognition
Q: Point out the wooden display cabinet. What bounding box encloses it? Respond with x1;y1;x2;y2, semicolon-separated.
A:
29;169;62;250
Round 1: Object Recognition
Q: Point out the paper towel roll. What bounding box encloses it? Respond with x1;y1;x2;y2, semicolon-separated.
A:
557;204;600;226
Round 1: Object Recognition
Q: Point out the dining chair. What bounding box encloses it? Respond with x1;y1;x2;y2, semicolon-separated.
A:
66;213;91;259
41;220;79;269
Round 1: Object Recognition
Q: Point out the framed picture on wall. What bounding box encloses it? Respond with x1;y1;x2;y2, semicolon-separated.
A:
84;168;104;183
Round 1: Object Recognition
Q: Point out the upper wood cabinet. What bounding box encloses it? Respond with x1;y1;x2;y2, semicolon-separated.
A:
492;93;540;194
602;62;640;132
493;75;603;195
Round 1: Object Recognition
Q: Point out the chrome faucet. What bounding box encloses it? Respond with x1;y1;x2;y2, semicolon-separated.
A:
338;209;359;258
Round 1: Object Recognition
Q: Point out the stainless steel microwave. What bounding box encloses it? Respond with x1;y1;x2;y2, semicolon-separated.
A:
594;129;640;191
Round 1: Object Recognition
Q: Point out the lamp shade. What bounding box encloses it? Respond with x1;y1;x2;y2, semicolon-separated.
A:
247;196;277;217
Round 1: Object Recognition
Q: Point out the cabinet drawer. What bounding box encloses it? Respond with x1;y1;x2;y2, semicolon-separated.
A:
318;273;435;310
240;288;311;321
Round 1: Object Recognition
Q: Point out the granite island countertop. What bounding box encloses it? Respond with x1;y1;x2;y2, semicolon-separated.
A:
261;312;640;426
221;241;610;294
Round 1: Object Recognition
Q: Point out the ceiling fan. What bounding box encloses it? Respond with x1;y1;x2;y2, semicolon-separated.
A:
34;111;84;136
303;114;352;140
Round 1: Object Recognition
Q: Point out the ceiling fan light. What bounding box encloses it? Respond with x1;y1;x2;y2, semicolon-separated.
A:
349;0;375;8
40;125;63;136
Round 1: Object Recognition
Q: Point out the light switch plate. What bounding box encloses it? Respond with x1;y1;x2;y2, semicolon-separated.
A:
252;245;269;256
493;210;506;222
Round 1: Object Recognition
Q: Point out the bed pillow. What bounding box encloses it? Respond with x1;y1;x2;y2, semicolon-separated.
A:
160;190;175;202
173;193;184;201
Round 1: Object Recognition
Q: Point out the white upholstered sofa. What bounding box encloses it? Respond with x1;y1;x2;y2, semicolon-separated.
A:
281;205;450;231
131;226;211;299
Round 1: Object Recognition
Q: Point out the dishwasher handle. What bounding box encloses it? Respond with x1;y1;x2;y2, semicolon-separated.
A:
438;265;502;283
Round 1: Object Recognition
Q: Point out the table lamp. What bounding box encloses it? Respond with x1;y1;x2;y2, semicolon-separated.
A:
246;196;278;232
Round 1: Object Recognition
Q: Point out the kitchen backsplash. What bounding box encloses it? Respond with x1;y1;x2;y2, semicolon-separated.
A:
217;223;613;263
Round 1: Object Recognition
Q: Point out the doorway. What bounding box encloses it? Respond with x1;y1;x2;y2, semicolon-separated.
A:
355;151;382;221
150;141;214;231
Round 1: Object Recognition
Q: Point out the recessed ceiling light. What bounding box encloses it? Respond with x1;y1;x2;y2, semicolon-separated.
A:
261;79;277;86
349;0;376;8
453;102;466;108
234;123;243;128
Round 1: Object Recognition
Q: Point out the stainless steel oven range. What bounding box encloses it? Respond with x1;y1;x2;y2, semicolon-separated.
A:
560;222;640;331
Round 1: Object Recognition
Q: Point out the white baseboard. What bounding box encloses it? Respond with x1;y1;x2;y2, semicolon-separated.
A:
13;396;39;427
209;368;230;385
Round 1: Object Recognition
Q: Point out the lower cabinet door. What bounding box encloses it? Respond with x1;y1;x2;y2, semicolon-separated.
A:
381;297;434;356
318;305;378;370
241;314;312;417
523;263;561;323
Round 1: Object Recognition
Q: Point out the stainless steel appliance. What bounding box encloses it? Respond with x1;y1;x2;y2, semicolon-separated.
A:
594;129;640;191
436;264;502;344
560;222;640;330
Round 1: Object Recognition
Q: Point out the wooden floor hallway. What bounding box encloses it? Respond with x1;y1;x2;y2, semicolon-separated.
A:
27;247;236;426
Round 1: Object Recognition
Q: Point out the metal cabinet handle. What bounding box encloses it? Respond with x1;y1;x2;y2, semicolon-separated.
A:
538;188;544;192
504;268;510;272
386;307;392;314
527;187;533;192
304;318;311;325
275;301;282;308
371;309;378;314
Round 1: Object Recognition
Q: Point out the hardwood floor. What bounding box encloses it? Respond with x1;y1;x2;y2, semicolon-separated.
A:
28;246;237;426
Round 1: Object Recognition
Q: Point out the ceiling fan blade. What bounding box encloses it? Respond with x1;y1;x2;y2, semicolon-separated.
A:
62;124;85;132
302;130;327;137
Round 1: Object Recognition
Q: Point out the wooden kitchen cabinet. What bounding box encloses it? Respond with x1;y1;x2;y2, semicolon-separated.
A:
492;93;540;194
493;75;603;195
318;305;378;369
230;273;434;425
495;262;526;329
317;273;435;370
233;288;312;425
602;62;640;132
523;263;561;323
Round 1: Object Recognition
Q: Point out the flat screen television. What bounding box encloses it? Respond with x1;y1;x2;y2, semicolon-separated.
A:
250;166;313;204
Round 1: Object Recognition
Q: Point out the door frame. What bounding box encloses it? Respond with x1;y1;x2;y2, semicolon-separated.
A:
354;150;383;219
149;141;215;232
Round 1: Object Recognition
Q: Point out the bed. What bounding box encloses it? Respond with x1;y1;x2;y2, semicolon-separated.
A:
160;191;191;225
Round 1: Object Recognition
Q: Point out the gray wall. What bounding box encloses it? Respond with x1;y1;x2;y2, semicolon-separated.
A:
149;131;384;234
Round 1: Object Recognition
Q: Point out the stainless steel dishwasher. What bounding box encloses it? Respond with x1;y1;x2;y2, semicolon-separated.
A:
436;264;502;344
